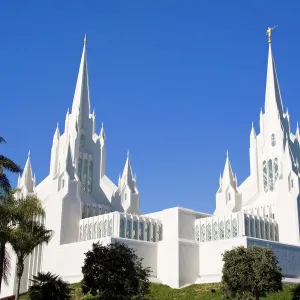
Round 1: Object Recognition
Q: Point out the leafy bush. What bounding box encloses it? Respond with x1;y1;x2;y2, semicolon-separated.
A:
81;242;151;300
28;272;73;300
221;246;282;300
291;283;300;300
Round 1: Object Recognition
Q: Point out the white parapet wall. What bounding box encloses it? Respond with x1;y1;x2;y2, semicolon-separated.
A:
194;212;278;242
79;212;163;242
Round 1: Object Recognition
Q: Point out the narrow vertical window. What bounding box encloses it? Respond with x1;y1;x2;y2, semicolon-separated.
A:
80;134;85;147
158;224;163;241
139;222;144;240
225;220;231;239
232;219;238;237
133;221;138;239
98;221;102;238
88;161;93;193
271;134;276;146
119;219;125;238
195;225;200;241
126;219;132;238
206;224;212;241
146;223;150;241
151;224;156;241
77;158;82;181
82;159;88;192
213;222;218;240
274;158;279;182
108;219;113;236
269;159;274;191
220;221;225;239
201;224;205;242
103;220;108;237
263;161;268;192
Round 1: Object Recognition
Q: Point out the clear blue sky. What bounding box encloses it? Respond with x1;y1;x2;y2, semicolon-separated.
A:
1;1;299;214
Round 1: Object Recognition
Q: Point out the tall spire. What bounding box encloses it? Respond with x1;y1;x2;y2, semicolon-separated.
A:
71;34;91;129
121;151;135;192
264;28;284;120
222;151;235;188
21;151;34;193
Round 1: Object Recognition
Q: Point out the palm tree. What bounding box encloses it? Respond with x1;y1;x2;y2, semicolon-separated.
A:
29;272;73;300
0;136;22;195
0;192;45;293
8;219;53;300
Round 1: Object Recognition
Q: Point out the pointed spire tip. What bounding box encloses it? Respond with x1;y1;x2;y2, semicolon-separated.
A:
84;34;87;45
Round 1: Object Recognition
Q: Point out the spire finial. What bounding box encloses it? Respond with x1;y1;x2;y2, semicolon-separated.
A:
28;150;30;157
127;150;130;158
252;121;254;128
266;26;278;44
226;149;229;157
84;34;87;45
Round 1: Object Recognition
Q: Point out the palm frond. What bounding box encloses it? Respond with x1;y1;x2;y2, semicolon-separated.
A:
0;155;22;173
0;173;11;194
16;196;45;220
0;137;6;144
3;247;11;285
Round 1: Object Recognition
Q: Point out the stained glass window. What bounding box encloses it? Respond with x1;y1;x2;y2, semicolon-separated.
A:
126;220;132;238
120;219;125;238
206;224;212;241
77;158;82;181
269;159;274;191
195;225;200;241
225;220;231;239
263;161;268;192
213;222;218;240
201;224;205;242
82;159;88;192
139;222;144;240
133;221;138;239
88;161;93;193
220;221;225;239
232;219;238;237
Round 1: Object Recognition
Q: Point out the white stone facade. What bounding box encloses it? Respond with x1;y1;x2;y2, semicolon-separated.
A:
2;36;300;297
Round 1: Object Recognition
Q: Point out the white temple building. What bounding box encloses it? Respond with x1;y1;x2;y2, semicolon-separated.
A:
3;31;300;297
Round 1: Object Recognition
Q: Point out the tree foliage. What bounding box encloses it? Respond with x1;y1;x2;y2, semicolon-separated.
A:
221;246;282;300
291;284;300;300
0;136;22;195
28;272;73;300
81;242;151;300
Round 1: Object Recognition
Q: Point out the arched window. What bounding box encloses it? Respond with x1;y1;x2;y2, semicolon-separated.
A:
269;159;274;191
108;219;113;237
88;224;92;240
103;220;108;237
88;161;93;193
133;221;138;239
195;225;200;241
201;224;205;242
206;224;212;241
263;161;268;192
79;225;83;241
220;221;225;239
151;224;156;242
232;219;238;237
82;159;88;192
98;221;102;238
94;223;97;239
77;158;82;181
139;222;144;240
80;134;85;147
158;225;163;241
126;219;132;239
120;219;125;238
274;158;279;182
213;222;218;240
225;220;231;239
271;134;276;147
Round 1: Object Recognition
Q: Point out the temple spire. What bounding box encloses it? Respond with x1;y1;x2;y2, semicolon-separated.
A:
222;151;235;188
71;34;91;129
121;151;135;191
264;28;284;120
21;151;35;193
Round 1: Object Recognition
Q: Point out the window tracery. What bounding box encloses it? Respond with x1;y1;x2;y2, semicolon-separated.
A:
120;219;125;238
206;224;212;241
88;224;92;240
94;223;97;239
126;219;132;238
84;224;87;241
80;134;85;147
99;221;102;238
232;219;238;237
139;222;144;240
225;220;231;239
201;224;205;242
271;133;276;146
213;222;218;240
151;224;156;241
108;219;112;237
263;161;268;192
103;220;107;237
158;225;163;241
274;158;279;181
77;158;82;181
269;159;274;191
82;159;88;192
79;225;83;241
195;225;200;241
220;221;225;239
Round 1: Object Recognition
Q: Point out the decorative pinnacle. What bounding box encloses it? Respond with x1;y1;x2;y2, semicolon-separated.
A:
127;150;130;158
266;26;278;44
28;150;31;157
226;149;229;157
84;34;87;45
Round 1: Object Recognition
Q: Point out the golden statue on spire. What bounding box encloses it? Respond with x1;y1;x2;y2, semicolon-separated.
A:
266;26;277;44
